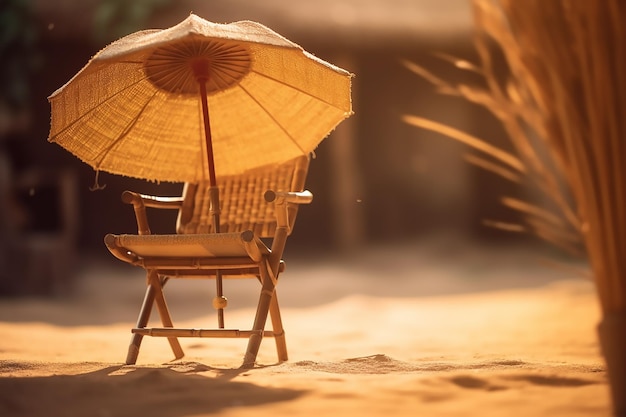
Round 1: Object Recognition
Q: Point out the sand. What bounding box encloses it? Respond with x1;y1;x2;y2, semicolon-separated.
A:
0;240;613;416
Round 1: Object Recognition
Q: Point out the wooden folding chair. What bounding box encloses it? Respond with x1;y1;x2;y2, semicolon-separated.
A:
104;155;312;367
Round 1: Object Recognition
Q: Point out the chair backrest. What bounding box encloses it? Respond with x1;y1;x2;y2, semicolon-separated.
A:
176;155;310;238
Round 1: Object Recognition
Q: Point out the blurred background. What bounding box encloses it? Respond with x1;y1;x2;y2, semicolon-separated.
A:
0;0;552;296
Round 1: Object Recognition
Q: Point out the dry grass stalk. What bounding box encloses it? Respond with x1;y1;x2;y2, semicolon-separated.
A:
402;54;582;255
407;4;626;412
474;0;626;313
404;0;626;313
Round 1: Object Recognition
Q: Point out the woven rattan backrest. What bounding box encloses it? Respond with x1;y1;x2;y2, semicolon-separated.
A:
176;156;310;238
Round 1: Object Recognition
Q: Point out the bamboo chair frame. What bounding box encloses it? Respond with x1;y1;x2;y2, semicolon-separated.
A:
104;155;312;367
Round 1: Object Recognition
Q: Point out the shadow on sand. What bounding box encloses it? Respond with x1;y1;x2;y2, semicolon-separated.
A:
0;361;306;417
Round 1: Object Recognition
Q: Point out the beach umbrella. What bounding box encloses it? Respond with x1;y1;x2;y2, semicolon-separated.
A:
48;14;353;326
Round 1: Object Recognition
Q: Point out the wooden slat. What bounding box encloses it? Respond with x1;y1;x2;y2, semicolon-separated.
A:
132;328;276;338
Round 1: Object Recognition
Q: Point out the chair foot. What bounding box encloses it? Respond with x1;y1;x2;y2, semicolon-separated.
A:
172;350;185;361
126;342;140;365
242;333;263;368
167;336;185;360
274;331;288;362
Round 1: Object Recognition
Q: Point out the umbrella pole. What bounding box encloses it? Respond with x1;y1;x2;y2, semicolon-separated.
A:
195;62;226;329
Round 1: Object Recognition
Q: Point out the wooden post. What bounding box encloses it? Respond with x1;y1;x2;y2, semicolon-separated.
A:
328;54;366;251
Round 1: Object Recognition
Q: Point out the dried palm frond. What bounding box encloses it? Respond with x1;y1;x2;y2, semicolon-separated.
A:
405;0;626;307
402;56;582;257
405;1;626;414
475;0;625;312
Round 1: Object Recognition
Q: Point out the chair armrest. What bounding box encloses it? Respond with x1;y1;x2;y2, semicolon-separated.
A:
121;191;184;209
264;190;313;229
263;190;313;205
121;191;184;235
264;190;313;228
263;189;313;272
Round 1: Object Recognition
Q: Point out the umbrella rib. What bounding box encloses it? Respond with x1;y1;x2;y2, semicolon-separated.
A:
49;75;151;141
250;69;349;112
236;83;307;154
93;89;160;169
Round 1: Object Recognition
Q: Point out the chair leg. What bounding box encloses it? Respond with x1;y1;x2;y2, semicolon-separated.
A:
126;272;185;365
269;293;288;362
126;282;156;365
150;273;185;361
242;269;276;368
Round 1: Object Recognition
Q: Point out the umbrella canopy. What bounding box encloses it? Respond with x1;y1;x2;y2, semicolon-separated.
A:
48;14;353;183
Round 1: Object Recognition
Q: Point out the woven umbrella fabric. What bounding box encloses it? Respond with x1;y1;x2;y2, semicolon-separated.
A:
48;14;353;183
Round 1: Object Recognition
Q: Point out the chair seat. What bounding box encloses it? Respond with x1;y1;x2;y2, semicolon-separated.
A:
107;231;270;258
105;231;270;263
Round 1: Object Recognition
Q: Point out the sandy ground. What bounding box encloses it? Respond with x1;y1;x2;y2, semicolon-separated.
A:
0;239;612;416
